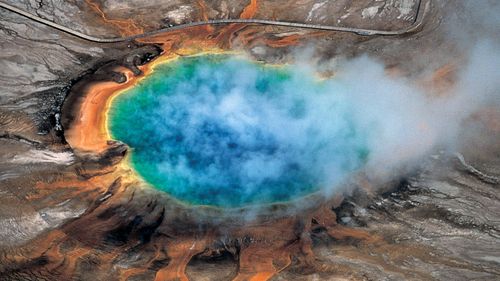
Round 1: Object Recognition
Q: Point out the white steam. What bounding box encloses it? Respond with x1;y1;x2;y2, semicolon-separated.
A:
112;1;500;206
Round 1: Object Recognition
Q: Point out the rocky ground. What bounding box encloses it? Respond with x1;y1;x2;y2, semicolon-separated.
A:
0;0;499;280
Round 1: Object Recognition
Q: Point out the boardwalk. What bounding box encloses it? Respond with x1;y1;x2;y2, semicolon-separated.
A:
0;0;430;43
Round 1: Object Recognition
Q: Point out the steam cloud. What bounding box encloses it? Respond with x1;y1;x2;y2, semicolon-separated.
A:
110;1;500;207
334;39;500;177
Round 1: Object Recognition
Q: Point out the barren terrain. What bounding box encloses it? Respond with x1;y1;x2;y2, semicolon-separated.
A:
0;1;499;280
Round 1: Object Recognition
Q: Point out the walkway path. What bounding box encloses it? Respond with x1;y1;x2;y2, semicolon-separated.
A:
0;0;430;43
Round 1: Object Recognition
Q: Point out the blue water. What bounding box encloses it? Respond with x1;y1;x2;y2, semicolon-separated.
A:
108;55;369;207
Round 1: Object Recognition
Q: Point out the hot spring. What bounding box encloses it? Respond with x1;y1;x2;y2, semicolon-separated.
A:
108;54;370;208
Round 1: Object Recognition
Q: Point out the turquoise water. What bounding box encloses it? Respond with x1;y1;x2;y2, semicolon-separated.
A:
108;55;369;208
